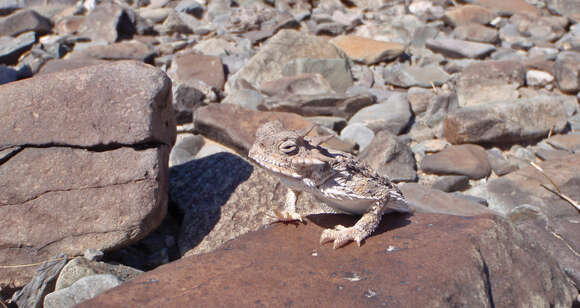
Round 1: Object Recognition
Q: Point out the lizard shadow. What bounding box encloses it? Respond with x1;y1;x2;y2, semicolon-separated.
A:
305;212;413;243
168;152;254;256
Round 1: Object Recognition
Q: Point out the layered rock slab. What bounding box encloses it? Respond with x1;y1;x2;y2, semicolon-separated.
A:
443;95;576;144
0;61;175;287
79;213;576;307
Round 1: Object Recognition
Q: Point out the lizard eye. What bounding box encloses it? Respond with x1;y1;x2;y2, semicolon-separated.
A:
279;140;297;154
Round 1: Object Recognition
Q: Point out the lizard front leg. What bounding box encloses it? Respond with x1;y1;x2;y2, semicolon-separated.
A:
272;189;303;222
320;200;384;249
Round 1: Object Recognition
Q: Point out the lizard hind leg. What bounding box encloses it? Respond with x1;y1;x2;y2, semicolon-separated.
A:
320;201;383;249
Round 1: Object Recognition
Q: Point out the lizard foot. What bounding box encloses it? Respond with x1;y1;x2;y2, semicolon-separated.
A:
270;209;303;223
320;225;364;249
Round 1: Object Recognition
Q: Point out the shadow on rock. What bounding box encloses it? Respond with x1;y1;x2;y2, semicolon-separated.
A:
306;212;413;246
168;152;253;255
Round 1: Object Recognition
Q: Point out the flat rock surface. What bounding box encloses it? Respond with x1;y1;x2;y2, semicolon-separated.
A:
225;29;342;93
420;144;491;179
456;60;525;106
78;213;576;308
330;35;404;65
1;61;175;149
444;96;576;144
426;38;496;59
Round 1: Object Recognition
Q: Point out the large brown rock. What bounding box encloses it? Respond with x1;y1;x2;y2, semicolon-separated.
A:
554;51;580;94
0;9;52;37
193;104;353;155
420;144;491;179
78;2;135;43
456;60;525;106
1;61;174;149
330;35;404;65
78;213;576;307
225;29;343;93
443;5;495;26
467;154;580;284
0;61;175;287
443;95;576;145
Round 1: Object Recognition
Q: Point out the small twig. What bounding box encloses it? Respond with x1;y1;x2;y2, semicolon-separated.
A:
0;257;69;269
430;82;438;94
541;184;580;212
530;162;580;212
547;118;553;138
549;229;580;257
530;162;560;193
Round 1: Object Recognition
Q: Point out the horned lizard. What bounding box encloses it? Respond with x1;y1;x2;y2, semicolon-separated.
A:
248;120;412;249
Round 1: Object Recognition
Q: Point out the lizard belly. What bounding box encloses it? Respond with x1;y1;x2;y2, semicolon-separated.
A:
314;189;375;215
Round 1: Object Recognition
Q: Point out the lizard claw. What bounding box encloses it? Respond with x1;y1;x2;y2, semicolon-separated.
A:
320;225;364;249
271;209;303;223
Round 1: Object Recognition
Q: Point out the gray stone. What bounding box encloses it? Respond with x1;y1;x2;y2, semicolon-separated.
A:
44;274;122;308
487;148;519;176
339;123;375;151
453;23;498;43
226;29;342;93
282;58;353;93
526;70;554;88
444;95;577;144
359;130;417;182
467;153;580;217
348;93;411;134
54;257;141;291
546;0;580;22
0;9;52;37
259;73;334;97
383;63;450;88
407;87;435;115
175;0;203;17
420;144;491;179
0;0;21;15
421;89;459;129
260;93;376;119
221;88;265;110
456;60;526;106
67;40;155;63
399;183;494;216
554;51;580;93
10;254;67;308
169;134;205;167
426;38;496;59
83;249;103;262
0;31;36;65
499;23;534;50
546;134;580;153
431;175;469;192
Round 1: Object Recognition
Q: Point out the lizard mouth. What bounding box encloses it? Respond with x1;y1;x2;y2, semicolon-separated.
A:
248;152;303;178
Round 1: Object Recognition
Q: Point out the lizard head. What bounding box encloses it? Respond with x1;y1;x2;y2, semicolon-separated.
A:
249;120;331;179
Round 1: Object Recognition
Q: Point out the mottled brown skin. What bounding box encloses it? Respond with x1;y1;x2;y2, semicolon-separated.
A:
249;120;412;249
